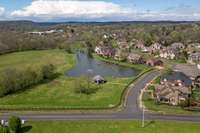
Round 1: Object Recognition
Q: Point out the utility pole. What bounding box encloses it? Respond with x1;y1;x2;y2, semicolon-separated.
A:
142;105;145;128
87;69;93;89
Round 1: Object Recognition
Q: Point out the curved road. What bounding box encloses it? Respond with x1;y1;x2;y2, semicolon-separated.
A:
1;70;200;122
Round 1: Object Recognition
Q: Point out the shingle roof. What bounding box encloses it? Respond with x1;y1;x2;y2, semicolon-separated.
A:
160;72;192;87
173;64;200;80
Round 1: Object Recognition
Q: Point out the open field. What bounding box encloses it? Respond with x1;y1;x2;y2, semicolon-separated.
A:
0;50;149;110
21;120;200;133
0;50;74;73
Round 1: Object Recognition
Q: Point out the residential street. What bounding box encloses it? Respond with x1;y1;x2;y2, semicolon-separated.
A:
1;70;200;122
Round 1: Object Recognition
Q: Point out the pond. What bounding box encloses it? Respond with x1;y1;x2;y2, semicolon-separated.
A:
65;52;140;77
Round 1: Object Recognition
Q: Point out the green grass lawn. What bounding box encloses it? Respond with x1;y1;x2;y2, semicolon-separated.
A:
0;50;73;72
22;120;200;133
0;50;148;109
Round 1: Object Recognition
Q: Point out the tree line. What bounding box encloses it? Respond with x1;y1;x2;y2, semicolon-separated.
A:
1;22;200;56
0;64;55;97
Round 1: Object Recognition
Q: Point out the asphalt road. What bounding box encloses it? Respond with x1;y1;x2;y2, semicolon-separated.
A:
1;70;200;122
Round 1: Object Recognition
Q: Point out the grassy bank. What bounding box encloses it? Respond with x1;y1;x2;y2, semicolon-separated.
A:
94;55;151;72
22;120;200;133
0;50;148;110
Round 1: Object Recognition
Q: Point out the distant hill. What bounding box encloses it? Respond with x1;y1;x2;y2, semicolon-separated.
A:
0;20;199;27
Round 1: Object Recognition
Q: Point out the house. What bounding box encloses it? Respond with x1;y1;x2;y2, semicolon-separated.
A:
28;31;43;35
95;45;115;58
134;40;152;53
194;76;200;88
141;46;151;53
93;75;106;84
155;85;178;105
150;43;162;52
146;59;163;66
188;52;200;65
134;40;145;49
95;46;102;54
28;29;62;35
114;49;128;61
171;42;185;50
117;40;130;50
127;53;144;64
129;39;138;47
172;64;200;80
155;84;191;105
155;71;192;105
187;43;200;54
159;48;177;59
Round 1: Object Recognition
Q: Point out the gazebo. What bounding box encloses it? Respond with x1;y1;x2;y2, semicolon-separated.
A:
92;75;107;84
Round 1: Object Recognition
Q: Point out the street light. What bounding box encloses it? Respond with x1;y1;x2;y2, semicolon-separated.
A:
142;105;145;128
87;69;93;89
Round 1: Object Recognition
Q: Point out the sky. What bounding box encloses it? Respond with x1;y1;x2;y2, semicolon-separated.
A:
0;0;200;22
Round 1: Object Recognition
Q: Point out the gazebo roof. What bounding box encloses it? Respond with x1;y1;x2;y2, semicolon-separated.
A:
93;75;105;81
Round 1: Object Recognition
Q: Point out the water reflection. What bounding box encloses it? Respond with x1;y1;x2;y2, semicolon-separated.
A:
65;52;140;77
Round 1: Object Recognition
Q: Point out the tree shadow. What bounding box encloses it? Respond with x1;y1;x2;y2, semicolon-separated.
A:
20;125;32;133
144;120;155;128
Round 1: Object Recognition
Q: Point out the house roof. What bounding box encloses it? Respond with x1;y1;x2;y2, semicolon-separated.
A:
128;53;141;59
151;43;162;49
188;43;200;49
146;59;163;64
155;84;191;99
173;86;191;94
161;47;177;54
160;71;192;87
187;43;200;53
98;45;115;55
155;84;175;98
189;52;200;57
171;42;185;49
172;64;200;80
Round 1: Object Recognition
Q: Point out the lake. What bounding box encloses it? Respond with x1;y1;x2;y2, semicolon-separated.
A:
65;52;140;77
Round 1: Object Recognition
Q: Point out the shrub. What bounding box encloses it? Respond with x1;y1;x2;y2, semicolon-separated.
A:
148;85;155;91
154;77;160;84
8;116;21;133
65;46;73;54
41;64;55;79
74;79;98;95
74;83;94;95
0;68;19;96
179;98;193;108
0;126;9;133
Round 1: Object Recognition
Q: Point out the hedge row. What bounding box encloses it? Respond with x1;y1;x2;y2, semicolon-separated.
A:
0;64;55;97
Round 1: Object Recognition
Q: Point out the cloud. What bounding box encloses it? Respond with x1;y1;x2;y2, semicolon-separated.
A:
11;0;133;19
9;1;200;21
193;13;200;17
0;7;5;15
134;4;200;21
